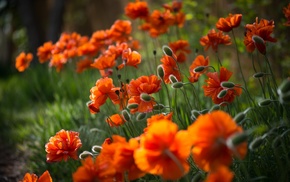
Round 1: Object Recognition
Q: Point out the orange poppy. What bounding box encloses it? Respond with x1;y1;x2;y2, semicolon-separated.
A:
162;0;182;13
77;42;98;57
125;0;149;20
160;55;182;84
91;54;116;70
187;111;247;171
202;67;242;104
189;55;209;83
244;17;277;53
90;29;112;49
76;58;93;73
204;166;234;182
283;3;290;26
216;14;242;32
37;41;54;63
106;114;126;127
110;20;132;43
144;112;173;133
21;170;52;182
45;129;82;163
134;120;191;180
169;40;191;63
88;77;120;114
118;48;142;70
72;155;120;182
174;11;186;28
49;54;66;72
15;52;33;72
200;29;231;52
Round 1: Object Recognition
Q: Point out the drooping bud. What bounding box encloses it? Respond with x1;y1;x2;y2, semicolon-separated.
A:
169;74;178;83
217;89;228;98
153;104;165;110
91;145;102;153
226;132;248;150
157;65;165;78
193;66;206;73
258;99;273;107
209;104;220;112
162;45;173;57
253;72;269;78
234;112;246;123
127;103;139;109
121;110;131;122
249;136;264;151
220;81;236;89
252;35;266;55
79;151;94;160
140;93;151;102
171;82;184;89
136;113;147;121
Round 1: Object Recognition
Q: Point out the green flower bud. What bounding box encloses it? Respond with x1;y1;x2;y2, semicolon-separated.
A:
140;93;151;102
171;82;184;89
253;72;269;78
249;136;264;151
136;113;147;121
153;104;165;110
258;99;273;107
217;89;228;98
127;103;139;109
169;74;178;83
157;65;165;78
227;132;248;149
193;66;206;73
121;110;131;122
234;112;246;123
79;151;94;160
220;81;236;89
252;35;266;55
162;45;173;57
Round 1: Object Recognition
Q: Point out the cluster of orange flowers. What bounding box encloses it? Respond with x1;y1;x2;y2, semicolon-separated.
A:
19;1;289;182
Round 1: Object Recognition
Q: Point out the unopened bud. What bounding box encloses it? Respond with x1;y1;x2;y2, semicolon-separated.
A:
249;136;264;151
253;72;269;78
171;82;184;89
157;65;165;78
169;74;178;83
234;112;246;123
162;45;173;57
258;99;273;107
227;132;248;149
91;145;102;153
221;81;236;89
217;89;228;98
79;151;94;160
127;103;139;109
193;66;206;73
252;35;266;55
136;113;147;121
153;104;165;110
140;93;151;102
121;110;131;121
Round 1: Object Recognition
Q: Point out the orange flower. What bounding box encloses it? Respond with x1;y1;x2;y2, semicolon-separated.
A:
144;112;173;133
216;14;242;32
202;67;242;104
77;42;98;57
49;54;66;72
91;54;116;70
200;29;231;52
160;55;182;84
118;48;142;70
37;41;54;63
125;0;149;20
110;20;132;43
134;120;191;180
88;77;120;114
76;58;93;73
187;111;247;171
205;166;234;182
90;29;112;49
189;55;209;83
283;3;290;26
162;0;182;13
72;155;120;182
243;17;277;53
21;170;52;182
45;129;82;162
15;52;33;72
169;40;191;63
106;114;126;127
127;75;161;113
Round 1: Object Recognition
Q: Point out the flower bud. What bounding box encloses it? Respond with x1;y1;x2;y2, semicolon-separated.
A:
79;151;93;160
127;103;139;109
249;136;264;151
253;72;269;78
234;112;246;123
121;110;131;122
91;145;102;153
157;65;165;78
140;93;151;102
153;104;165;110
217;89;228;98
252;35;266;55
136;113;147;121
171;82;184;89
169;74;178;83
258;99;273;107
193;66;206;73
162;45;173;57
220;81;236;89
227;132;248;149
